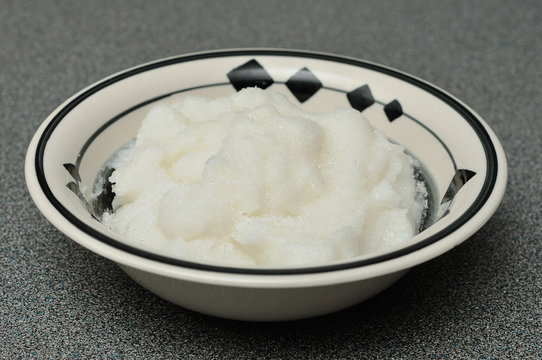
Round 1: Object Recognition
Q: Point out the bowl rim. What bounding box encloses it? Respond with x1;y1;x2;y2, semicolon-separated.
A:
25;48;507;281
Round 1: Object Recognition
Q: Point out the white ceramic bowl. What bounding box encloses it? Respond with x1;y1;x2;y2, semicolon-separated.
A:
25;49;507;321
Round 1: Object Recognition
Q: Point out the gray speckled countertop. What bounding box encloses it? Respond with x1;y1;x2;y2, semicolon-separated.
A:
1;0;541;358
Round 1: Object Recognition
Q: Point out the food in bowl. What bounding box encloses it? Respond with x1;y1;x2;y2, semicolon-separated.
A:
99;88;428;267
25;49;506;321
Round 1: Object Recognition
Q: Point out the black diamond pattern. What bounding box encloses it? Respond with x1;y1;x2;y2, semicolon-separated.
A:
66;180;97;219
441;169;477;204
66;181;80;195
227;59;274;91
64;162;116;219
384;99;403;121
347;85;375;112
285;67;323;103
63;163;81;182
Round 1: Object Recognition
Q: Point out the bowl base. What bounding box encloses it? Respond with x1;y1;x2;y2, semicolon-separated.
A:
119;265;408;321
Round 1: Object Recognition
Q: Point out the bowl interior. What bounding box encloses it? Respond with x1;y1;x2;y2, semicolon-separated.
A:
33;51;497;272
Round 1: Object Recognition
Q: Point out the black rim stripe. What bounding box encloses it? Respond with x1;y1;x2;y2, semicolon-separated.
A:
35;49;498;275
